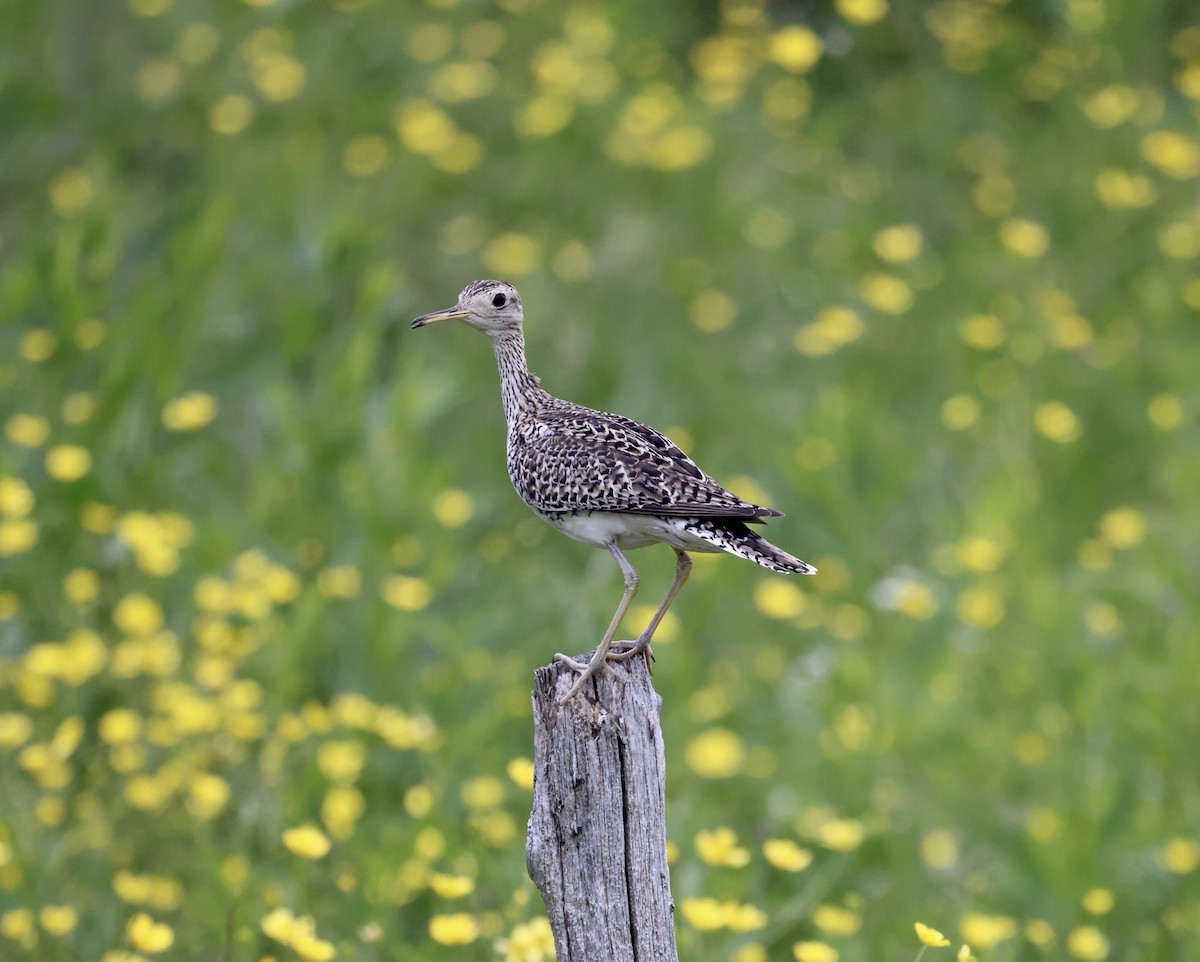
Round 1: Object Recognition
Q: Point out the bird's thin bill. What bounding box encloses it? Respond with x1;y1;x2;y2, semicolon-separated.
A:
411;306;468;329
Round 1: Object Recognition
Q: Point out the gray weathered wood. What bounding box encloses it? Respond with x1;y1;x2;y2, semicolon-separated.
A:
526;654;679;962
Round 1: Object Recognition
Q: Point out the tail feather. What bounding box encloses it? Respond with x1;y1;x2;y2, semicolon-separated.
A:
683;519;817;574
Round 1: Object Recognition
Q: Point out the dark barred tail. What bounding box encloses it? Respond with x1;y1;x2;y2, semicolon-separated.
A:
685;519;817;575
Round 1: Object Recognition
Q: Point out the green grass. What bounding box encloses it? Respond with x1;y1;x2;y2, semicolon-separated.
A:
2;0;1199;959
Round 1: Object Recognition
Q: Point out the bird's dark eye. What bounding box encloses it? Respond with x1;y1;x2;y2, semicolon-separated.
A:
492;293;507;308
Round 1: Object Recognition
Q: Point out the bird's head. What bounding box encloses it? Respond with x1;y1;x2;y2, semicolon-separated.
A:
411;279;523;336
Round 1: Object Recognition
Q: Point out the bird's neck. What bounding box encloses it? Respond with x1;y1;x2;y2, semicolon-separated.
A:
490;329;546;426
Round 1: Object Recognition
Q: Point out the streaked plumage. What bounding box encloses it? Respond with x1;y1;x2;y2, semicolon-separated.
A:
413;279;815;702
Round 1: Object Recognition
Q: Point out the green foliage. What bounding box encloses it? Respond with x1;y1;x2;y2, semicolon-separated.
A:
1;0;1199;960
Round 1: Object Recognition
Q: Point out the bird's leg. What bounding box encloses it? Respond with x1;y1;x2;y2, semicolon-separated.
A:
555;541;639;703
610;549;692;664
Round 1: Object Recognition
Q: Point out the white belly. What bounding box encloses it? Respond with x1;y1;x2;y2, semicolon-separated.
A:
540;510;723;553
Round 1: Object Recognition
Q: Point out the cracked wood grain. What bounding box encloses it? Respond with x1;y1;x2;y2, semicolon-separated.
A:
526;655;679;962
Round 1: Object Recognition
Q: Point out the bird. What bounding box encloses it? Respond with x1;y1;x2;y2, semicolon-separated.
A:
412;279;816;703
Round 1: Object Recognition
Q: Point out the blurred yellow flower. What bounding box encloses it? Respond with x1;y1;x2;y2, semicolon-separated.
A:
921;829;958;869
317;740;366;783
685;728;745;778
754;577;807;619
681;897;727;932
815;817;865;852
1026;806;1063;843
814;904;862;936
956;536;1005;572
322;785;365;838
82;501;118;533
135;59;182;102
0;713;33;748
252;53;306;101
483;232;541;276
795;306;864;356
1;907;36;946
1025;919;1055;945
99;709;143;744
1141;131;1200;179
626;604;678;644
414;825;445;859
343;135;390;176
1014;731;1049;765
162;392;218;431
689;289;737;333
408;23;453;62
429;912;480;945
859;273;913;314
1083;85;1139;127
1082;889;1114;914
49;168;92;216
999;218;1049;257
0;591;20;620
39;905;78;935
126;913;174;953
62;391;96;423
262;907;298;941
45;444;92;481
728;902;767;932
960;912;1016;949
797;437;836;470
1098;506;1146;549
958;314;1005;349
1094;168;1156;208
210;95;254;134
956;586;1004;628
837;0;887;26
1147;393;1183;430
695;826;751;867
317;565;361;598
744;206;794;249
915;921;950;947
114;594;165;635
1162;837;1200;874
1084;601;1121;637
1033;401;1080;442
430;873;475;899
381;573;434;611
499;917;555;961
793;941;839;962
1066;925;1109;961
649;125;712;171
1159;221;1200;259
762;838;813;871
768;26;822;73
873;224;924;262
462;775;505;809
507;756;535;790
430;61;497;102
113;872;184;911
0;519;37;556
734;944;767;962
19;328;57;361
283;824;332;859
432;487;474;527
178;23;219;64
7;413;51;447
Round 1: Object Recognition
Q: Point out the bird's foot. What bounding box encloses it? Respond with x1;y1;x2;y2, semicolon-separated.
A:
607;637;654;667
553;649;618;705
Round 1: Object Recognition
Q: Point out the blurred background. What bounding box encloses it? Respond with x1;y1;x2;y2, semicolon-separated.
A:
2;0;1199;959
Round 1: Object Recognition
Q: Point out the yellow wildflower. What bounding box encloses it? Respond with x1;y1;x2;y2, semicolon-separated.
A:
283;824;331;859
916;921;951;947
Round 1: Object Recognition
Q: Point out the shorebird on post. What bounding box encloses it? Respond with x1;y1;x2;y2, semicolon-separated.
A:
412;280;816;703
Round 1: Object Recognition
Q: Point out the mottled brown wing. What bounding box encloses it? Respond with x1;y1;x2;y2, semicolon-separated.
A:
511;409;782;520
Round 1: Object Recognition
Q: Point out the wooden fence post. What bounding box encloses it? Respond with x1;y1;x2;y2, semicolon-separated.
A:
526;655;679;962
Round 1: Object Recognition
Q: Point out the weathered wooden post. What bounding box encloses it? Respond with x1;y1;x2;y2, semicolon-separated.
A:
526;655;679;962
